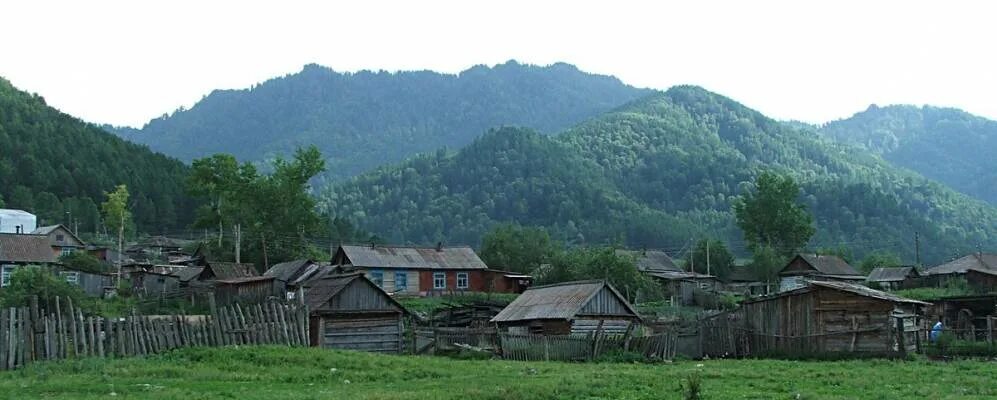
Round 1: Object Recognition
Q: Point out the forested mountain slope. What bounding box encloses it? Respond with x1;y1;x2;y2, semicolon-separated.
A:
325;87;997;264
0;78;193;233
820;105;997;204
114;61;649;180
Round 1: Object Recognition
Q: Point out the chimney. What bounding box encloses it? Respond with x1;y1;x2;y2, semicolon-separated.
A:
436;241;443;252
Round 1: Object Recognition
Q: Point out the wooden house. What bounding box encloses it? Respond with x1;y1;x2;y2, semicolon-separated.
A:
264;259;334;298
647;270;721;306
130;270;181;298
924;253;997;287
616;249;680;273
965;269;997;293
304;272;409;353
0;233;57;288
725;266;769;296
922;294;996;338
779;254;865;292
490;280;641;335
213;276;283;306
738;280;929;354
31;225;86;258
198;261;257;281
867;266;920;290
332;244;523;294
51;265;113;297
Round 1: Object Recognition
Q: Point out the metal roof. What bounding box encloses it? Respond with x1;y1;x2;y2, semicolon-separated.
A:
490;280;639;323
338;244;487;270
172;267;205;282
744;280;930;306
203;261;257;280
926;253;997;275
867;266;919;282
0;234;56;263
789;254;863;277
647;271;717;281
302;272;408;314
264;259;315;282
616;249;682;272
214;276;275;285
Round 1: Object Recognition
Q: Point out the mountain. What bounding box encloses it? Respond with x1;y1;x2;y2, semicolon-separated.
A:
114;61;650;180
0;78;194;234
324;87;997;265
820;105;997;204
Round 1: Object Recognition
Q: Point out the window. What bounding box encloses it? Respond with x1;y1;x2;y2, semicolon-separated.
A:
433;272;446;289
456;272;469;289
60;247;74;257
370;270;384;287
56;234;65;242
1;265;15;287
394;271;407;291
61;271;79;285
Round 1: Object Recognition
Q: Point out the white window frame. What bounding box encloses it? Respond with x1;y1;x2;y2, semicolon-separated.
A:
394;271;407;291
456;272;469;289
433;272;446;289
62;271;80;285
1;265;16;288
60;247;74;257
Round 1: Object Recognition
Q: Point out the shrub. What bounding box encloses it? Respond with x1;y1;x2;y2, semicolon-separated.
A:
683;373;702;400
594;350;647;364
0;266;85;309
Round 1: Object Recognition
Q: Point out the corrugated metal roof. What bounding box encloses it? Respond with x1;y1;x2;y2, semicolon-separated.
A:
339;245;487;270
795;254;863;276
0;234;56;263
926;253;997;275
30;225;60;235
616;249;681;272
867;267;918;282
490;280;639;323
302;272;408;314
264;259;315;282
744;280;930;306
214;276;274;285
647;271;717;281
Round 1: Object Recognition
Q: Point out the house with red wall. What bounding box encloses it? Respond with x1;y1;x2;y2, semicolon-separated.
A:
332;244;530;295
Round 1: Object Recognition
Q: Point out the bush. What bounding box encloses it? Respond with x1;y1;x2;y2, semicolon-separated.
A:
58;252;106;274
0;266;85;310
683;373;702;400
924;337;997;358
594;350;648;364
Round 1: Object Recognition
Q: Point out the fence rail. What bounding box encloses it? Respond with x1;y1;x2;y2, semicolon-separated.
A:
499;332;676;362
0;296;309;371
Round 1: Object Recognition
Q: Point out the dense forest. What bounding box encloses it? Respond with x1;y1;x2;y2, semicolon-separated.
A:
819;105;997;205
324;87;997;265
0;78;194;234
112;61;649;181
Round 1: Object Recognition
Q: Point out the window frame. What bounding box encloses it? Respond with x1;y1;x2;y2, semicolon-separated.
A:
61;271;80;285
1;265;15;288
433;272;446;289
394;271;408;291
456;272;469;289
370;270;384;288
60;247;74;257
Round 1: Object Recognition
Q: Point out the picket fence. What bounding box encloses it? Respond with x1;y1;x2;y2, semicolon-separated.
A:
499;332;677;362
0;296;309;371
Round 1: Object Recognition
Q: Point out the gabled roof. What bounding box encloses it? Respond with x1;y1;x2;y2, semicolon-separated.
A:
172;267;205;282
784;254;863;277
727;266;760;283
616;249;682;273
303;272;407;314
0;234;56;263
745;280;930;306
32;224;86;247
867;266;919;282
647;271;717;281
137;235;190;248
202;261;257;280
264;259;316;282
490;280;640;323
337;244;487;270
926;253;997;275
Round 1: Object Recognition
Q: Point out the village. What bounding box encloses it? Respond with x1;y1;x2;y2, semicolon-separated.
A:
1;206;994;369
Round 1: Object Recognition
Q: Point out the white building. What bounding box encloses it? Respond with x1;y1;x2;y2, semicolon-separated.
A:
0;209;37;234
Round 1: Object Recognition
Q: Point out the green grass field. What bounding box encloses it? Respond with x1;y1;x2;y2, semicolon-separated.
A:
1;346;993;399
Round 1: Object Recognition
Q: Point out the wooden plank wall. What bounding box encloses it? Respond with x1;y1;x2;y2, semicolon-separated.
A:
498;332;677;362
0;296;309;371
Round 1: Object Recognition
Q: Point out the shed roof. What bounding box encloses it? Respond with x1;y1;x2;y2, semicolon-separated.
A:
0;234;57;263
745;280;930;306
302;272;407;314
926;253;997;275
616;249;681;273
867;266;919;282
647;271;717;281
202;261;257;280
214;276;274;285
172;267;205;282
490;280;639;323
727;266;760;283
264;259;315;282
337;244;487;270
786;254;863;277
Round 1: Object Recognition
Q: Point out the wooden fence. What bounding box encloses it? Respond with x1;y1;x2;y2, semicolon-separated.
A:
0;296;309;371
499;332;677;362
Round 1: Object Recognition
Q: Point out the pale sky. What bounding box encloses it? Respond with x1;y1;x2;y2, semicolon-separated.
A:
2;0;995;127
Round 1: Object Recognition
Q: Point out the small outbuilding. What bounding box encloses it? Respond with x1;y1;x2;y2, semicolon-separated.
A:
779;254;865;292
867;266;920;290
304;272;409;353
264;259;333;298
490;280;641;335
213;276;283;306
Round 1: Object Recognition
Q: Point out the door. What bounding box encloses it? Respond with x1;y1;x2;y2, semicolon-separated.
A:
322;314;402;353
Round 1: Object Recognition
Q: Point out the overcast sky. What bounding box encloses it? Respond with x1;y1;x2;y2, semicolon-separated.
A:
2;0;995;127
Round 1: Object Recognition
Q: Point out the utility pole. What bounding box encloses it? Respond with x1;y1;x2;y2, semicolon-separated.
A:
234;224;241;264
706;239;711;276
914;231;921;268
116;212;124;286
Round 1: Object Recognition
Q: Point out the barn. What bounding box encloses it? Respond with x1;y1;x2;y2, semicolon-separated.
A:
490;280;641;335
737;280;929;355
304;272;409;353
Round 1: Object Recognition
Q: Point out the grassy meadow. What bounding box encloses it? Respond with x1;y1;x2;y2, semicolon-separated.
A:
0;346;994;399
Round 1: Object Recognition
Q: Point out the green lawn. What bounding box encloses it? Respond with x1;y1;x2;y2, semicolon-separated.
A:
1;346;994;399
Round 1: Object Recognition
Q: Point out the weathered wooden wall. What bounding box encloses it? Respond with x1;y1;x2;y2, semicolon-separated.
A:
316;313;403;353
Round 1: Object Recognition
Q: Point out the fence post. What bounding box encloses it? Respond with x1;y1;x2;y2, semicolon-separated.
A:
988;317;994;345
543;335;550;361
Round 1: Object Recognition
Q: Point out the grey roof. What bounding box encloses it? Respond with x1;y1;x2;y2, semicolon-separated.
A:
302;272;407;313
727;266;760;283
867;267;919;282
616;249;681;272
264;259;315;282
30;225;60;235
0;234;56;263
172;267;205;282
793;254;863;276
338;244;487;270
926;253;997;275
203;262;257;280
745;280;930;306
490;280;639;323
647;271;717;281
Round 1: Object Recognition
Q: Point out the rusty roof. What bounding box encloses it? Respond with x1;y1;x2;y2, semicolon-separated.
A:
867;266;919;282
926;253;997;275
0;234;56;263
338;244;487;270
490;280;639;323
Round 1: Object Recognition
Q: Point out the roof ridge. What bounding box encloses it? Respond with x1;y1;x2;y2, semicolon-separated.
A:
525;279;605;290
340;243;474;249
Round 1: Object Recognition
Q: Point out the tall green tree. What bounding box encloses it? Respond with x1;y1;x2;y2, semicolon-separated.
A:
187;154;244;246
733;172;815;258
479;224;558;274
684;238;736;280
540;247;652;302
101;184;131;279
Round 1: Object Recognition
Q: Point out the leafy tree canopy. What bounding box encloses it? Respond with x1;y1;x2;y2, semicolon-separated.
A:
734;172;815;258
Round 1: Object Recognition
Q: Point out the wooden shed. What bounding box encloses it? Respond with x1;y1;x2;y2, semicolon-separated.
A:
304;272;409;353
490;280;641;335
867;266;920;290
738;280;929;354
779;254;866;292
213;276;283;306
130;270;181;298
